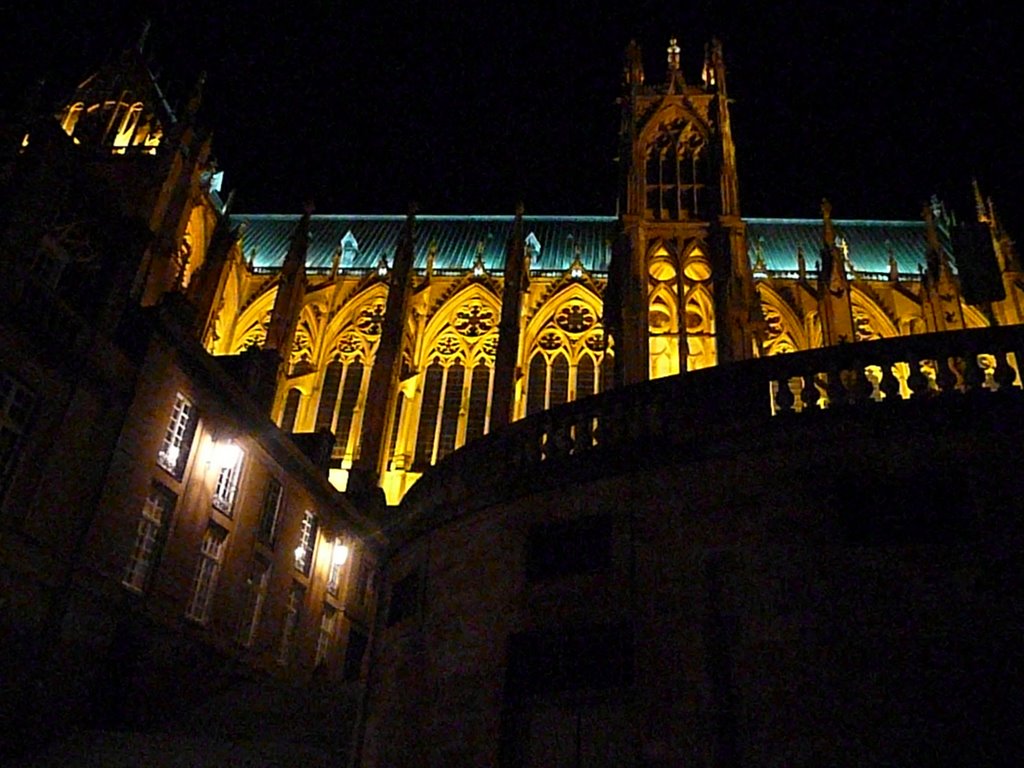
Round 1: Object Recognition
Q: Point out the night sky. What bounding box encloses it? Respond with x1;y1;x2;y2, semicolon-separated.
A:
3;2;1021;229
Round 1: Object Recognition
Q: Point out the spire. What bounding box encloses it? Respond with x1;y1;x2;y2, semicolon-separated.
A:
667;38;681;72
711;38;739;216
624;40;644;87
921;202;966;331
264;203;311;357
923;202;945;260
352;204;418;488
471;239;487;277
817;199;856;344
137;19;152;53
972;178;991;224
666;38;685;93
425;240;437;283
821;198;836;248
702;42;716;89
188;194;240;344
491;202;527;431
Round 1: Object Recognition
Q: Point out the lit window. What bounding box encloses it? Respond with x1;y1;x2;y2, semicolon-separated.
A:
0;372;35;498
212;445;244;515
123;484;175;593
294;511;318;576
315;605;337;667
186;524;228;623
157;393;197;478
278;583;304;665
238;558;271;647
327;538;350;595
258;478;283;546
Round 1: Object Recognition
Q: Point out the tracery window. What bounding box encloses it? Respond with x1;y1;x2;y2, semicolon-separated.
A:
412;298;497;468
524;297;609;416
645;118;707;220
316;297;384;463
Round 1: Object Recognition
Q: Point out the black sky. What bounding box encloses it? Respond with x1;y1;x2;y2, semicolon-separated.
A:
3;2;1022;228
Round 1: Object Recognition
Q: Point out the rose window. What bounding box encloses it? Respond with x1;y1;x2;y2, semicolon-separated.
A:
453;303;495;337
555;304;595;334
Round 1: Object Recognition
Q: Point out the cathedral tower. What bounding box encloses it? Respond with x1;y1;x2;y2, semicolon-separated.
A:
608;38;760;386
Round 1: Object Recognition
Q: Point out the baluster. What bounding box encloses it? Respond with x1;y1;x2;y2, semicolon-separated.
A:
553;419;571;457
962;350;986;393
993;350;1017;392
933;356;957;395
906;357;930;399
825;367;846;408
803;373;823;410
879;361;901;402
852;363;875;403
576;412;594;450
774;377;795;414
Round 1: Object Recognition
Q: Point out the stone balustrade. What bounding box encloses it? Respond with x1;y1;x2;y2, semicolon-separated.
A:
398;324;1024;528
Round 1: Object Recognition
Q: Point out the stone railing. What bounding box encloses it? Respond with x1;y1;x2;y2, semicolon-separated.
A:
398;324;1024;527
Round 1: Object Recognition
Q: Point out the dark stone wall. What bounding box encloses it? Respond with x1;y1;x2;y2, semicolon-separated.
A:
365;398;1024;766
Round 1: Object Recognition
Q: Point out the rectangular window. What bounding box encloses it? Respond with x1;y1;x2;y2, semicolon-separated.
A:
0;372;35;498
525;515;613;582
157;393;197;479
212;448;244;515
315;605;337;667
257;478;283;546
186;524;228;623
278;582;305;665
238;557;271;647
122;484;175;593
294;510;318;576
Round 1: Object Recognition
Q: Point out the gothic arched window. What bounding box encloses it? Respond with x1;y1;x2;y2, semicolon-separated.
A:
645;118;707;220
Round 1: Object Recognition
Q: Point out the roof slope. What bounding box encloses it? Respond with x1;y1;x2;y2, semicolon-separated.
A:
240;214;932;278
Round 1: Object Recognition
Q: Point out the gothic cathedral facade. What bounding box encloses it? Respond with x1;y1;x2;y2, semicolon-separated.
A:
46;38;1023;505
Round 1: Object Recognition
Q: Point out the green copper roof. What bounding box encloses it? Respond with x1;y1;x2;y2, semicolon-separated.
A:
745;218;931;278
240;215;616;273
239;214;932;278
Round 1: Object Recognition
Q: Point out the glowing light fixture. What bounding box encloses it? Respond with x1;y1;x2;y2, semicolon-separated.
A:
294;545;307;564
211;439;242;470
332;540;350;568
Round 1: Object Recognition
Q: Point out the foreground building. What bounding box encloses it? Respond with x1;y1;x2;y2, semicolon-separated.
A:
1;33;1021;766
0;43;382;762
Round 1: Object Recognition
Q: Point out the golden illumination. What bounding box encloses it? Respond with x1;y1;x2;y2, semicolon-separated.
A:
210;439;242;470
332;540;350;568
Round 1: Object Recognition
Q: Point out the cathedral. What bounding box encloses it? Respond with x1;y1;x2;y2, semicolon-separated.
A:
2;32;1022;767
49;37;1016;507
